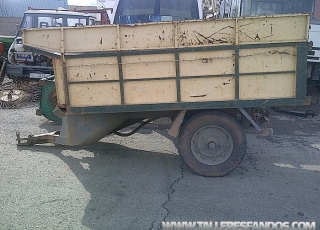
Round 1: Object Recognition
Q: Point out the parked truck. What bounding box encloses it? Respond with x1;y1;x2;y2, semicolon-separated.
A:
0;8;98;108
5;8;96;79
17;14;309;177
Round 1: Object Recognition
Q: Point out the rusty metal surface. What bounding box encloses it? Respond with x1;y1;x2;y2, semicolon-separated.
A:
23;14;309;52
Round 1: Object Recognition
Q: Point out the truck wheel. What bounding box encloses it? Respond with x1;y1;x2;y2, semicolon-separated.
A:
178;111;246;177
40;81;62;123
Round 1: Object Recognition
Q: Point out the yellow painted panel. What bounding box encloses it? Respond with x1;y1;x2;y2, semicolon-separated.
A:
23;28;61;53
66;57;119;82
124;80;176;104
239;74;296;100
64;26;118;52
181;77;235;102
122;54;176;79
53;59;66;105
180;50;235;76
22;14;309;110
23;14;309;53
239;47;296;73
120;23;175;50
238;15;309;44
178;19;235;47
69;83;121;107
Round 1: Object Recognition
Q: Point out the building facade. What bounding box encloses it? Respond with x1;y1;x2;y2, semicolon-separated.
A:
0;0;67;17
0;0;68;35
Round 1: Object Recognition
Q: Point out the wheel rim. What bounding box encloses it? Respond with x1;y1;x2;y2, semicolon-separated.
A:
191;125;234;166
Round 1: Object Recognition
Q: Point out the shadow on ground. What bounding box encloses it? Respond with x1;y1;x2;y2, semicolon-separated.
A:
18;140;183;230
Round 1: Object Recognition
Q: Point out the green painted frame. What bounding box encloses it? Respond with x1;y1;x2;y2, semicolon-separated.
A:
26;41;309;114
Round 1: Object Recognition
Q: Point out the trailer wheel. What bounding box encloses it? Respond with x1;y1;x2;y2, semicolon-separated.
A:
178;111;246;177
40;81;62;123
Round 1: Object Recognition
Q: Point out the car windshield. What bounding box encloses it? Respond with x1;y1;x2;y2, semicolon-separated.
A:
114;0;199;24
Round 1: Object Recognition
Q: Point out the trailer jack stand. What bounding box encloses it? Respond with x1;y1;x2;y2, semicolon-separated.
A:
16;131;60;146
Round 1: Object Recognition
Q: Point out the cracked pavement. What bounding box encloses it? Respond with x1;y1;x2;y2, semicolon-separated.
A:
0;99;320;229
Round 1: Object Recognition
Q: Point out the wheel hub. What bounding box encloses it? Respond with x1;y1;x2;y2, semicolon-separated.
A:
191;125;234;165
208;142;216;149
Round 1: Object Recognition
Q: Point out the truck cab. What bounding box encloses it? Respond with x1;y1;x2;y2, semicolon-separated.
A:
112;0;203;24
6;9;96;79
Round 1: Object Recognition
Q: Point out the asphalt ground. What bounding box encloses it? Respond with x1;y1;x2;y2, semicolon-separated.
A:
0;97;319;229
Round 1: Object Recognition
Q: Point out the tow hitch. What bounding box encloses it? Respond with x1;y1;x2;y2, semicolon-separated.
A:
16;131;60;146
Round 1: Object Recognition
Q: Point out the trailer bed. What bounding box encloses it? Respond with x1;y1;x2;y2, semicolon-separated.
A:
23;14;310;114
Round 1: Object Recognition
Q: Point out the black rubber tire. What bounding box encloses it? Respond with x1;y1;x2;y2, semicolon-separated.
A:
40;81;62;123
178;111;247;177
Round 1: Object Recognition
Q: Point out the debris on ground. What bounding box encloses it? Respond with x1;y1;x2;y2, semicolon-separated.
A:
0;77;41;109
